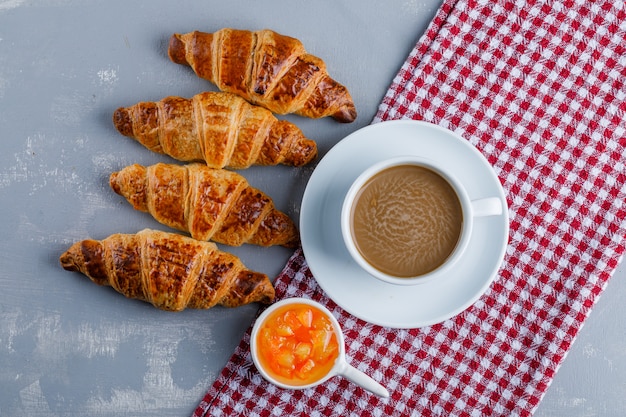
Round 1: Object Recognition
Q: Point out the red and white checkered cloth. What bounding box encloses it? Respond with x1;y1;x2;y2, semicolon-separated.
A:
194;0;626;415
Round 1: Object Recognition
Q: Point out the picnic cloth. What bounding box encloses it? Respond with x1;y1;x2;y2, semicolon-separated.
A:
193;0;626;415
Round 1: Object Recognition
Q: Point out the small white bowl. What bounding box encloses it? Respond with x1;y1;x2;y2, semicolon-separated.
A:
250;298;389;397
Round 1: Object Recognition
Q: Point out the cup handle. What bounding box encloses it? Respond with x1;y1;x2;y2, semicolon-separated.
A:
471;197;503;217
337;361;390;398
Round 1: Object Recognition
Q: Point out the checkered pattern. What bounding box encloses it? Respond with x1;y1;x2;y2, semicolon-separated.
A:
194;0;626;416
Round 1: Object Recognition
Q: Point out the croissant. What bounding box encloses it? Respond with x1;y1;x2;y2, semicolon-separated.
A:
168;28;357;123
110;163;300;248
113;91;317;169
59;229;275;311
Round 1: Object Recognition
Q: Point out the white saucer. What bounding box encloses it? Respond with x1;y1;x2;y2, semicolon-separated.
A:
300;120;509;329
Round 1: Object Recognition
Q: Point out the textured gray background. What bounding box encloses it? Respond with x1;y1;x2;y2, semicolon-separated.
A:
0;0;624;416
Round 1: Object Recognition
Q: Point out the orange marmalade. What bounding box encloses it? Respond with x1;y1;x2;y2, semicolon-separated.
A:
255;302;340;386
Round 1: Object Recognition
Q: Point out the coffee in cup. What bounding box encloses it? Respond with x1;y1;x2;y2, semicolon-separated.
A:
341;156;502;285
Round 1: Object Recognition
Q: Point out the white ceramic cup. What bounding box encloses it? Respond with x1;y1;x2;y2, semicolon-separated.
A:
250;297;389;398
341;155;503;286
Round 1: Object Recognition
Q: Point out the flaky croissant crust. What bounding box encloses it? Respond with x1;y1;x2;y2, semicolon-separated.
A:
168;28;357;122
109;163;300;248
59;229;275;311
112;91;317;169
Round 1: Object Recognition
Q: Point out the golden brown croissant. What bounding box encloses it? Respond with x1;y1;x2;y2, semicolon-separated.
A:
59;229;275;311
168;28;357;123
113;91;317;169
110;163;300;248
